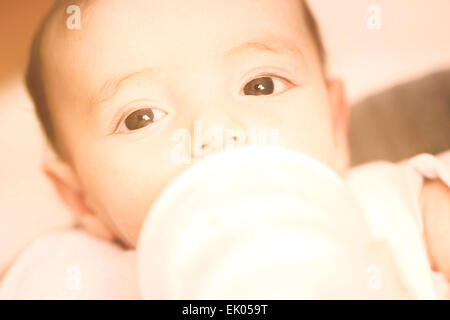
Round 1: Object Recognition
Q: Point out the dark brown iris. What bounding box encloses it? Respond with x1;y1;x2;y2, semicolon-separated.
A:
243;77;274;95
125;108;154;130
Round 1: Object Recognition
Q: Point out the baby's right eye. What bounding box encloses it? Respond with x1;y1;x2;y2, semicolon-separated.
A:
118;107;167;133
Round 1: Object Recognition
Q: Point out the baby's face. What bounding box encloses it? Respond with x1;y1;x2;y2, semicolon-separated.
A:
42;0;348;246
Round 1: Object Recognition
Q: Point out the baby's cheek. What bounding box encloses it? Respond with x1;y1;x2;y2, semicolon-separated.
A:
101;170;168;246
85;145;187;247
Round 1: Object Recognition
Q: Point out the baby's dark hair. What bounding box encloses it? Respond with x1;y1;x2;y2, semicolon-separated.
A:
302;1;326;70
26;0;326;150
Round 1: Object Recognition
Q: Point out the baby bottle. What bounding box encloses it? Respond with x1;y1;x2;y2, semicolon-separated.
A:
137;146;378;299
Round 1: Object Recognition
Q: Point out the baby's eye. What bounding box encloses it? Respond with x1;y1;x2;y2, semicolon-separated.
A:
242;76;292;96
119;107;167;132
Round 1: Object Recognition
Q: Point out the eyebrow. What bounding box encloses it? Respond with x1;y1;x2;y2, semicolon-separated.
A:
222;37;306;62
89;37;305;112
89;68;161;112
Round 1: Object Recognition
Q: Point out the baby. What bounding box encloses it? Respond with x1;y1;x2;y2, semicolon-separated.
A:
27;0;348;248
10;0;449;297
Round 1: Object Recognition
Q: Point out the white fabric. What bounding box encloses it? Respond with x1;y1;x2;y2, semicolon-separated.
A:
346;151;450;299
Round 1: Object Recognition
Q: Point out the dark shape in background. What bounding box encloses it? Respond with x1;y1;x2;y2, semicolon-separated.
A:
349;69;450;166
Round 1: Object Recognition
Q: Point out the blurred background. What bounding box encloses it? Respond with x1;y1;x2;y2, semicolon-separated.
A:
0;0;449;276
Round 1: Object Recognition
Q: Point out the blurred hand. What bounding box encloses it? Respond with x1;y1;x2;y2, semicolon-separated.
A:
420;179;450;280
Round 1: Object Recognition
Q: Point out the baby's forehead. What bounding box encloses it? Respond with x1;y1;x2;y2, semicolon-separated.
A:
41;0;316;106
45;0;310;45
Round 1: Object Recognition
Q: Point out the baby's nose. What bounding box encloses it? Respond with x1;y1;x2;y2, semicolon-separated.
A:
202;135;238;149
188;117;247;157
189;99;245;129
198;134;241;162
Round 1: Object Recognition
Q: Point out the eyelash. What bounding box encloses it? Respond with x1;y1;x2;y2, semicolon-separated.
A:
247;73;294;85
113;73;296;134
113;103;166;133
242;73;294;94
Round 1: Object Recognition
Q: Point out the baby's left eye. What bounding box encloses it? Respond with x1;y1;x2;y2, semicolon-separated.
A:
241;76;292;96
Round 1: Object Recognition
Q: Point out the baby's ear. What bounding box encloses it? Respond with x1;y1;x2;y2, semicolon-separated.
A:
42;160;115;242
327;79;350;174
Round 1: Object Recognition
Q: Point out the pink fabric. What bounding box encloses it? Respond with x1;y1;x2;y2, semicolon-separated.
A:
0;229;139;299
